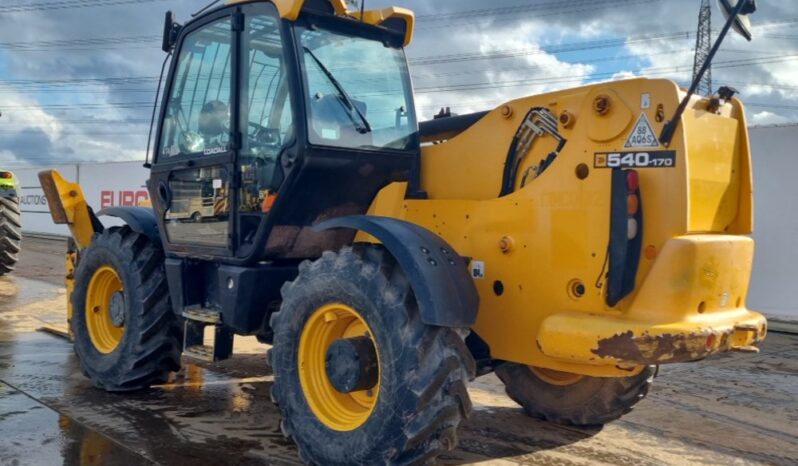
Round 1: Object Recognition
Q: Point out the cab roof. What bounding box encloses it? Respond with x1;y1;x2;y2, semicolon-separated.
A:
224;0;414;45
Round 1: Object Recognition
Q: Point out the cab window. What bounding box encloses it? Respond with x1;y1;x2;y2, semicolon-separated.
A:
239;12;293;213
298;24;418;152
159;18;233;159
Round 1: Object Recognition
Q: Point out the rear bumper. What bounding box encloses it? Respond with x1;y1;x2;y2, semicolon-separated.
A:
538;235;767;366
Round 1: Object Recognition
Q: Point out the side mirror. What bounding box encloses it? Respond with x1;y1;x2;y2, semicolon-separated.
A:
162;11;182;53
718;0;757;41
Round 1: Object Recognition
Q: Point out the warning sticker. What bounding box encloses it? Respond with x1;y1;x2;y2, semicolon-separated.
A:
624;113;659;148
470;261;485;279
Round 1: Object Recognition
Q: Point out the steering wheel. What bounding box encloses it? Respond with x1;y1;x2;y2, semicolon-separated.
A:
248;122;281;149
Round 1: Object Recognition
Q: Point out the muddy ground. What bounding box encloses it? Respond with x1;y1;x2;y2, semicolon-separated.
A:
1;236;797;465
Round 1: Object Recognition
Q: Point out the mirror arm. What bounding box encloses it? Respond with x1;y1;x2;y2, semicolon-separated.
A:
659;0;752;147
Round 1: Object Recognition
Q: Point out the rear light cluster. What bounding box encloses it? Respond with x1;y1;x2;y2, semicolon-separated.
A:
0;172;12;179
606;169;643;307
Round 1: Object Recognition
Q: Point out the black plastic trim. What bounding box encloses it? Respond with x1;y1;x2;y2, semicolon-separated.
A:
606;169;643;307
419;110;489;142
98;206;160;244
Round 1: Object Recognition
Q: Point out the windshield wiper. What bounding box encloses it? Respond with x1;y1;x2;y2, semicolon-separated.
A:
303;46;372;134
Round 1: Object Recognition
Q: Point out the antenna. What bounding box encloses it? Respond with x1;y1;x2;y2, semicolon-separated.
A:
693;0;712;96
659;0;757;147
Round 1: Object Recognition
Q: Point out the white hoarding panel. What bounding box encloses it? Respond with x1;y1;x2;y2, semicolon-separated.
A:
78;162;150;212
15;161;150;236
17;164;78;236
748;125;798;319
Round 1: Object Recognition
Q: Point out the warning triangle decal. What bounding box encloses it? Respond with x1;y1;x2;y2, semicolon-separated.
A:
624;113;660;148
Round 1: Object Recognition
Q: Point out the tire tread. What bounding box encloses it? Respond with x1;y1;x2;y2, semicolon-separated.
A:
72;226;181;392
271;245;475;465
0;196;22;275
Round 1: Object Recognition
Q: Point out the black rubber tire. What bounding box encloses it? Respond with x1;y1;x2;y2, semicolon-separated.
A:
0;196;22;276
71;226;182;392
269;245;475;465
495;363;656;426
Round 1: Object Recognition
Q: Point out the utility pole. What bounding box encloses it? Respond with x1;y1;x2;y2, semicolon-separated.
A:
693;0;713;96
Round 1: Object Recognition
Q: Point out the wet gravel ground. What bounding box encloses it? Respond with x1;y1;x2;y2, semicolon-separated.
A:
1;237;796;465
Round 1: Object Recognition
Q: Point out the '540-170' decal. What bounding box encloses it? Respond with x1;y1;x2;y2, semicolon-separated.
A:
594;150;676;168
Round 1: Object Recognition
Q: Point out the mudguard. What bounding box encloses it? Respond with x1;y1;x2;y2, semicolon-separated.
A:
98;206;160;244
314;215;479;328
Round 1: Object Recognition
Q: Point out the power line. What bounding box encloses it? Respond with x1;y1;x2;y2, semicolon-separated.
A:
409;31;693;66
410;54;798;94
0;0;167;13
414;0;662;31
2;54;797;115
0;35;159;52
11;60;788;114
747;102;798;110
415;0;655;23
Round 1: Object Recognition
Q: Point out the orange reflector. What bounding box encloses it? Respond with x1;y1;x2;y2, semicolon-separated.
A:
644;245;657;260
627;194;639;215
261;192;278;213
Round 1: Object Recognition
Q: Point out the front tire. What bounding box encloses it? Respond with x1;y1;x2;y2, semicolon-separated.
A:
71;226;181;392
495;363;656;426
269;246;475;465
0;196;22;276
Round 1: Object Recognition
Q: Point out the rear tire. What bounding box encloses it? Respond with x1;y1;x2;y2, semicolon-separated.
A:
269;245;475;465
0;196;21;276
495;363;656;426
72;226;181;392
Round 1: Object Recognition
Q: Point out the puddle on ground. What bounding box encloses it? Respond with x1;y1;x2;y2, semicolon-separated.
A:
0;276;797;465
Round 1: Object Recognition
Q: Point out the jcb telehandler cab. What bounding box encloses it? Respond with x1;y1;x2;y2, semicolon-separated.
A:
40;0;766;464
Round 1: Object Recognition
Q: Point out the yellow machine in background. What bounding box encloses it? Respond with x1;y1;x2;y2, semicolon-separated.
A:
39;0;766;464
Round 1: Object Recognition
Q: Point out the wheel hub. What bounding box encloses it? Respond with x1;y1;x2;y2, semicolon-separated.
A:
109;291;125;327
325;336;378;393
297;303;381;431
85;265;125;354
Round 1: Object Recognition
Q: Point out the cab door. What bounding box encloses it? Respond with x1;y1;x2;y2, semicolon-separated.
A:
150;9;238;256
236;2;297;259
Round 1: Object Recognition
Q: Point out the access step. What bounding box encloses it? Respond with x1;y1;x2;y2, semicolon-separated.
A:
182;307;233;363
182;305;222;324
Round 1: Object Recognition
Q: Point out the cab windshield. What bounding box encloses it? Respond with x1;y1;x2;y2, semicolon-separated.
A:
297;23;418;152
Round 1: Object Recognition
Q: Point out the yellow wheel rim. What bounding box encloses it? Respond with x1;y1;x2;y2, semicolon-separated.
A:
530;366;584;386
298;303;380;431
85;265;125;354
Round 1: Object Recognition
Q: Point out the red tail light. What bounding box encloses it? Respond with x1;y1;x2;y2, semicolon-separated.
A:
626;170;639;191
0;172;11;179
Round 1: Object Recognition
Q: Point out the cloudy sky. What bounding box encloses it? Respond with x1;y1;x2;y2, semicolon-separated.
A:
0;0;796;166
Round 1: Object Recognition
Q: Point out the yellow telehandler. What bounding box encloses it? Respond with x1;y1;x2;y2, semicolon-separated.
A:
40;0;766;464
